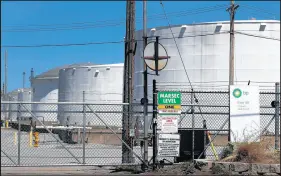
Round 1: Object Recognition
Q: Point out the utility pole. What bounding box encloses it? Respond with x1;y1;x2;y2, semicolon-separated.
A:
122;0;135;163
1;83;4;96
30;68;34;87
227;0;239;85
4;50;8;94
142;0;149;169
23;72;26;88
227;0;239;142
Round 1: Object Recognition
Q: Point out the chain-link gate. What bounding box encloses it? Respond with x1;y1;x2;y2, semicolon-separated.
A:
1;102;145;166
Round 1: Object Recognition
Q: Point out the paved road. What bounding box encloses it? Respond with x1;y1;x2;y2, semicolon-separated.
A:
1;166;135;175
1;128;223;166
1;129;156;166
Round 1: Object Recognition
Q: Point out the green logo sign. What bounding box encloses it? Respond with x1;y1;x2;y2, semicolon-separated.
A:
158;91;181;105
233;88;242;98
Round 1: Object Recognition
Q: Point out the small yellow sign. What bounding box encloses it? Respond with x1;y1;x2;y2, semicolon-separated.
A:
158;105;181;109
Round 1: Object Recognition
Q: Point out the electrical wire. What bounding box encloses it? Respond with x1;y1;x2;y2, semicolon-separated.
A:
2;4;228;33
241;4;279;17
159;1;206;121
235;31;280;41
1;32;227;48
5;4;228;28
238;8;276;20
2;30;279;48
3;4;277;33
2;4;227;28
1;40;124;48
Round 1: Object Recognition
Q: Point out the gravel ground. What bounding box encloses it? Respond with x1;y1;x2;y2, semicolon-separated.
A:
1;164;212;175
1;128;222;175
1;128;221;166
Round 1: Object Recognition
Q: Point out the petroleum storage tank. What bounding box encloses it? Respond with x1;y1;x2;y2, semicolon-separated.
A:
17;88;32;120
32;63;94;122
5;89;20;121
133;20;280;129
1;94;5;120
32;72;59;122
58;63;124;127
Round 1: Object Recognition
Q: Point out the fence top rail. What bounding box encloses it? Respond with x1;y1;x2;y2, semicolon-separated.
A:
156;90;230;94
156;81;279;84
1;101;230;107
0;101;130;105
155;90;278;94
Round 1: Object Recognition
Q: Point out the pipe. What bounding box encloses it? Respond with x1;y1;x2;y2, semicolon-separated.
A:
23;72;26;89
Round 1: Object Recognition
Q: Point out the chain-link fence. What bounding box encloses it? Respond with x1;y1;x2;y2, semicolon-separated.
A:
1;102;148;166
1;88;280;166
155;84;280;160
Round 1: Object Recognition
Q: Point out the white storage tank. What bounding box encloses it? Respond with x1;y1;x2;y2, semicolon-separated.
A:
32;69;60;122
32;63;94;122
58;63;124;127
1;95;5;120
134;20;280;100
4;89;20;121
17;88;32;120
133;20;280;129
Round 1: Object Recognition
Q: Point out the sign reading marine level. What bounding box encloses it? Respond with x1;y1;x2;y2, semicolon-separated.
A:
158;91;181;114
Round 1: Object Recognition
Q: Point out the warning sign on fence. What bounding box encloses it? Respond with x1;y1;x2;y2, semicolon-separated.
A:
158;115;178;133
157;91;181;115
158;134;180;157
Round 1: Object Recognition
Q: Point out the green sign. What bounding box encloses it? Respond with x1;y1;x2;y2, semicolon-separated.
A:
233;88;242;98
158;91;181;105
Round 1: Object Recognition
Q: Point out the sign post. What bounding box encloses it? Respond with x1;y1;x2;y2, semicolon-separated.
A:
143;38;170;170
156;91;182;158
230;85;260;142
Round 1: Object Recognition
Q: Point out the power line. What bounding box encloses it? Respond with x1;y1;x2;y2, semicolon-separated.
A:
2;4;228;28
1;32;227;48
2;4;228;33
158;1;203;89
241;4;279;17
159;1;207;124
235;31;280;41
238;8;277;20
2;31;279;48
3;3;276;31
1;41;124;48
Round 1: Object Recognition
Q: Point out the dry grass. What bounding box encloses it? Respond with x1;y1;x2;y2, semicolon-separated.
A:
221;138;280;164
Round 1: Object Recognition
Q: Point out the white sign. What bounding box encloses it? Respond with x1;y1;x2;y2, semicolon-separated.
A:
158;134;180;157
230;85;260;142
158;115;179;133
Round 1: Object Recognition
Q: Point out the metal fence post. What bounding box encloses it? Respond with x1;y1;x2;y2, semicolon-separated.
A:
83;91;86;164
152;79;157;170
8;98;11;124
275;82;280;150
17;104;21;166
191;91;195;162
143;113;149;169
203;119;207;157
228;89;231;142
